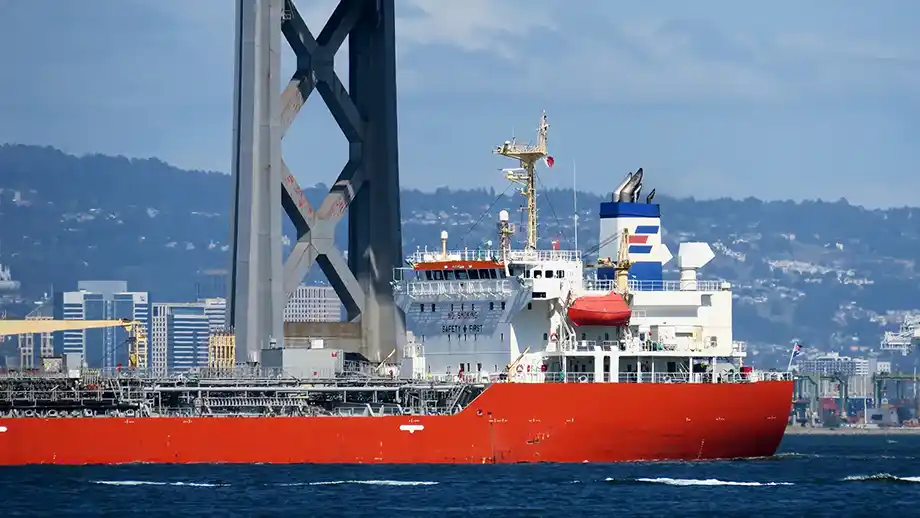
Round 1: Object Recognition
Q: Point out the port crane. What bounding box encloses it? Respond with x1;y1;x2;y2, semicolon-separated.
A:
880;316;920;355
0;318;149;369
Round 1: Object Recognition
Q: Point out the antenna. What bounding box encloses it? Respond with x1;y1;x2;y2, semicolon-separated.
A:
495;111;550;251
573;161;579;250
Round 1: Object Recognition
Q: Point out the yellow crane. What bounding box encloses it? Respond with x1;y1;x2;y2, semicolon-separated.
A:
0;318;149;370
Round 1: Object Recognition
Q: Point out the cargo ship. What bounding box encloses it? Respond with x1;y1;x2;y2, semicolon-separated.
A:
0;112;793;465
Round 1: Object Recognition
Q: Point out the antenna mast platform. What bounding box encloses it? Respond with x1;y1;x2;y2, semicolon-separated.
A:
495;111;550;251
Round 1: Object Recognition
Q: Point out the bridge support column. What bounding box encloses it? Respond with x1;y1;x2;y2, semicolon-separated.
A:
230;0;404;364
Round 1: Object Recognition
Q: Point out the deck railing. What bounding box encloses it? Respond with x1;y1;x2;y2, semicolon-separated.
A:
406;248;583;266
410;370;794;385
582;279;725;292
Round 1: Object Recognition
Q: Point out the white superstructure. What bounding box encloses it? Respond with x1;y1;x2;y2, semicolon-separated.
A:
391;112;783;386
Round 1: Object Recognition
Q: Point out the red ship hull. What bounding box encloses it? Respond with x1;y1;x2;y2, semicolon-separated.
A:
0;381;792;465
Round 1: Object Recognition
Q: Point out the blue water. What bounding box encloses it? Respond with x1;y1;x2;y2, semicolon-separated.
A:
1;434;918;517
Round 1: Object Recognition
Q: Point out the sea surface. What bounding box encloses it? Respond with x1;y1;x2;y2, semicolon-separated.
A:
1;434;918;517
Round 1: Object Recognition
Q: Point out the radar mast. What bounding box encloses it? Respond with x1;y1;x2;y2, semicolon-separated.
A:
495;111;550;251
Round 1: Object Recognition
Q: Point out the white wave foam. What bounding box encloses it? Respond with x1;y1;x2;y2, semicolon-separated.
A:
92;480;227;487
609;477;793;487
843;473;920;483
279;480;438;487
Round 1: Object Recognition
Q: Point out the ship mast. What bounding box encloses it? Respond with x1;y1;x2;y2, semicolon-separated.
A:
495;111;550;251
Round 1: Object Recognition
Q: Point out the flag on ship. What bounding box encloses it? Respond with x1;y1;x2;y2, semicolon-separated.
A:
543;156;555;168
786;340;804;371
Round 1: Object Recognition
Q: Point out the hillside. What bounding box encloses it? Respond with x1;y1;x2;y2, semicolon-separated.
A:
1;144;919;366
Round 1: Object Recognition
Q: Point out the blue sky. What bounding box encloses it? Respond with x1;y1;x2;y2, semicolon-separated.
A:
0;0;917;208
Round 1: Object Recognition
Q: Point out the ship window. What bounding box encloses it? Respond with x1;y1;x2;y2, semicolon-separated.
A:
508;267;515;277
501;302;506;310
527;302;532;310
468;269;480;279
471;303;476;311
456;270;469;280
489;302;494;311
425;271;432;280
490;269;498;279
477;363;482;372
430;304;435;312
445;271;455;280
545;270;553;278
524;269;531;278
419;304;425;312
667;362;677;373
557;270;564;278
451;303;455;311
581;333;586;340
501;333;504;341
433;270;443;280
533;270;542;278
543;333;548;341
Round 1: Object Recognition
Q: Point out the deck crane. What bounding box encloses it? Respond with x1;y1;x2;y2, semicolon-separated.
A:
0;318;149;369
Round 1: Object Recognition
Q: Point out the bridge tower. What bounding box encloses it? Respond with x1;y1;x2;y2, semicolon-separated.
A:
229;0;404;364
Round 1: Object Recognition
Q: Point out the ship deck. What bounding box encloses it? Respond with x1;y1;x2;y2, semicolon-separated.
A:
0;367;793;419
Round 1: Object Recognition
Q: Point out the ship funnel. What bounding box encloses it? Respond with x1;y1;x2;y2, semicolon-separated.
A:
677;243;715;291
612;172;632;202
618;168;643;202
440;230;448;259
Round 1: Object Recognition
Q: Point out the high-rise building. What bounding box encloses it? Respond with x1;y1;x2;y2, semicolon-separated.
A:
150;299;227;375
200;298;227;331
52;281;150;370
283;285;341;322
166;305;210;373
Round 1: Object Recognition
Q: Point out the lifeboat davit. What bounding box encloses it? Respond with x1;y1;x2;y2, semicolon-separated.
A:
567;292;631;327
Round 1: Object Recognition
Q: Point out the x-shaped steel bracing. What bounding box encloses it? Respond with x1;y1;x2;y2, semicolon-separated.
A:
279;0;367;319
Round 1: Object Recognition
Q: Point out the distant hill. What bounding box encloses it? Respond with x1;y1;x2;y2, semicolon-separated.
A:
1;143;919;367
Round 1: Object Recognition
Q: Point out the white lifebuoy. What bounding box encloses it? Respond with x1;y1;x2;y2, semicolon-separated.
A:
578;375;589;383
515;365;524;374
550;332;558;342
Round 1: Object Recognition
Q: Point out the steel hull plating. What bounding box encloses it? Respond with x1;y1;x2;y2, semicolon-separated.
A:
0;381;793;465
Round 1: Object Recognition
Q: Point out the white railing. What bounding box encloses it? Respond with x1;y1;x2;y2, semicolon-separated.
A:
408;248;501;264
505;249;581;263
406;371;793;385
582;279;725;293
559;339;720;355
405;248;582;266
394;279;515;299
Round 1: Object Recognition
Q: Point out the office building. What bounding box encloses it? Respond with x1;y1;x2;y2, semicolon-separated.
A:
53;281;150;370
797;353;870;376
284;285;341;322
200;297;227;331
151;300;224;375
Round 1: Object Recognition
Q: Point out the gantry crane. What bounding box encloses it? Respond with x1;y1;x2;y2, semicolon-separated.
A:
881;316;919;355
0;318;149;370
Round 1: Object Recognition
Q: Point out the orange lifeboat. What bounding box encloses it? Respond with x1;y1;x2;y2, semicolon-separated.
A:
567;293;631;327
